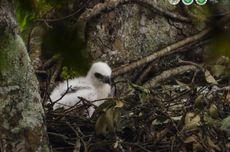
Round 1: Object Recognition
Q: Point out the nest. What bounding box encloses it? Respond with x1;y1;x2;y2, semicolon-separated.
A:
46;82;230;152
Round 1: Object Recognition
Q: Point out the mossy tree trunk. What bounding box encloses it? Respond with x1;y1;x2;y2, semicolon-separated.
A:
0;0;49;151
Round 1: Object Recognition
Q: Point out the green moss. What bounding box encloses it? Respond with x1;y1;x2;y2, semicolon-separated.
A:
1;33;45;132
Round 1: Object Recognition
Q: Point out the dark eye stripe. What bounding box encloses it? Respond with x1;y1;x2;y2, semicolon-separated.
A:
94;72;103;79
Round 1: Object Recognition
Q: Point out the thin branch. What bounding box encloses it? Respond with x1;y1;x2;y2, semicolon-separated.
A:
66;122;87;152
135;39;210;84
143;65;198;89
121;141;152;152
178;58;205;71
48;132;74;145
49;84;73;105
135;61;158;84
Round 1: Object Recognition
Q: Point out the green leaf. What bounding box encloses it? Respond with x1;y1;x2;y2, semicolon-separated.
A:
105;108;115;132
221;115;230;132
95;114;107;135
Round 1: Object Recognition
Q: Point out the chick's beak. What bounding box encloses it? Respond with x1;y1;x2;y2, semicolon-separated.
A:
102;76;112;85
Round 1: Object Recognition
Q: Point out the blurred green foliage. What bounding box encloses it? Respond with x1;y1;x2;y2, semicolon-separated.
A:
188;5;211;27
207;33;230;63
43;23;92;75
15;0;62;32
15;0;92;74
205;33;230;79
60;66;80;80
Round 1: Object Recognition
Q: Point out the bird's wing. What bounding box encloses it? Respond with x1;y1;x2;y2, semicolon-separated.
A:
62;86;92;95
50;77;87;101
51;78;98;110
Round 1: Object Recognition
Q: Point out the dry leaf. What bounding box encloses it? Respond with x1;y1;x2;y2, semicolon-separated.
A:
105;107;115;132
115;100;124;108
113;141;119;149
184;112;201;130
226;91;230;103
194;95;205;109
211;65;226;78
205;70;218;85
193;142;203;152
208;104;218;119
184;136;196;143
95;114;107;135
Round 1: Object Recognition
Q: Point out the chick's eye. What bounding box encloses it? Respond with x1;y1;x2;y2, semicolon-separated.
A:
94;72;103;79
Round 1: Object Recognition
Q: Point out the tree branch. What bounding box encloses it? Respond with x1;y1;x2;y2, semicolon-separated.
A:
143;65;198;88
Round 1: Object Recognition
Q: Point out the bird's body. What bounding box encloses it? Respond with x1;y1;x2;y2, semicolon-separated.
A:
50;62;112;117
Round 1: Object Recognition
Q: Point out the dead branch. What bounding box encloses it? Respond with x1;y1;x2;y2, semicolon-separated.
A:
113;28;210;77
143;65;198;88
178;58;205;71
135;61;159;84
135;39;210;84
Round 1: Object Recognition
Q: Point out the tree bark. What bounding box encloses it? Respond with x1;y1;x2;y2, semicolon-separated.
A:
0;0;49;151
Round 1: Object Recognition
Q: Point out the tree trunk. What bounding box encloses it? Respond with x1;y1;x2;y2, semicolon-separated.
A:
0;0;49;151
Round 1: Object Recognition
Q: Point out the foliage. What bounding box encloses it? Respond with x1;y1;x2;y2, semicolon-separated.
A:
60;66;80;80
222;115;230;132
43;23;92;74
187;5;211;29
15;0;62;32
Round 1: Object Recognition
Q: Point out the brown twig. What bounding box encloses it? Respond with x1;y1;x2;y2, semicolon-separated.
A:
66;122;87;152
135;39;210;84
178;58;205;71
143;65;198;89
49;82;73;105
134;61;158;84
121;141;152;152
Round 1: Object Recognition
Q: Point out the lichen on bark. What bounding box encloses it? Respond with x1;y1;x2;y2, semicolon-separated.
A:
0;32;49;152
0;0;49;150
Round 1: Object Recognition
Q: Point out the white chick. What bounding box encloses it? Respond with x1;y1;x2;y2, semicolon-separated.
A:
50;62;112;117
